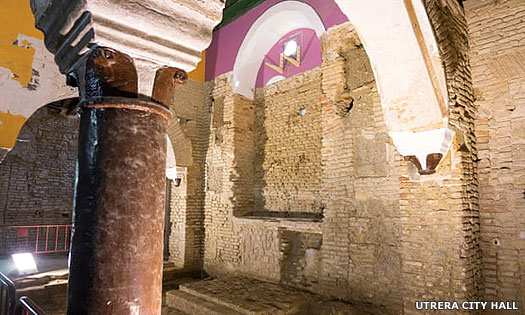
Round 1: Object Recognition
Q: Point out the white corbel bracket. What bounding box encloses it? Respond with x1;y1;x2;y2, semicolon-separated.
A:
390;128;455;175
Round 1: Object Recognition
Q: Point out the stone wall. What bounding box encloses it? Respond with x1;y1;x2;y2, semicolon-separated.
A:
465;0;525;307
0;106;77;253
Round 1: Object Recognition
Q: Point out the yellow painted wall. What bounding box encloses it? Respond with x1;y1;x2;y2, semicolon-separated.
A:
188;51;206;82
0;0;44;150
0;0;43;87
0;111;26;148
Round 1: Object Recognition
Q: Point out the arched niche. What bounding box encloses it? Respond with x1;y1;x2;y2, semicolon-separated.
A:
231;0;453;171
232;1;325;99
333;0;453;170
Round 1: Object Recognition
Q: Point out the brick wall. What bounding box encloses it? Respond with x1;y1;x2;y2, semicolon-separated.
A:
204;74;247;273
0;106;77;253
318;23;403;312
465;0;525;307
167;78;209;269
393;1;483;312
201;11;489;311
254;69;323;216
203;23;405;313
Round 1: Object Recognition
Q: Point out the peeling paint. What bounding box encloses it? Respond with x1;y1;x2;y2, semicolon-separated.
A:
0;0;44;87
0;4;78;150
0;110;26;149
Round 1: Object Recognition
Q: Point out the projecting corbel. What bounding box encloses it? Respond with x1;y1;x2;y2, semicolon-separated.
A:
390;128;454;176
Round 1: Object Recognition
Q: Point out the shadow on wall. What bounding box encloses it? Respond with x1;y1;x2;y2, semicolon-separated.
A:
279;229;322;289
230;94;255;217
253;88;267;216
251;86;323;220
0;102;79;254
167;79;211;270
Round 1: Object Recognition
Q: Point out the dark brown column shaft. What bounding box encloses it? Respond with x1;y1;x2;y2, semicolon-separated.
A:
67;47;172;314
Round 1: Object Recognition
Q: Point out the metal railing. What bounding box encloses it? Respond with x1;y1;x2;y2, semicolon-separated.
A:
17;297;46;315
4;225;71;254
0;272;16;315
0;272;46;315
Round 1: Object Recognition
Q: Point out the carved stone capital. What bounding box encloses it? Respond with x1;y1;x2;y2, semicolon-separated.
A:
83;46;138;100
31;0;224;96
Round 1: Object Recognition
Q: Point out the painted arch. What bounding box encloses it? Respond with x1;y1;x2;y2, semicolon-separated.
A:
232;1;326;98
210;0;453;169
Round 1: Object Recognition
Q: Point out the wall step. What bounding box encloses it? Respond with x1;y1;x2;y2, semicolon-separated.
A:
166;290;243;315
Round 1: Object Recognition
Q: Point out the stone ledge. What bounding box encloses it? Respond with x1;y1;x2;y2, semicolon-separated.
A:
233;215;322;233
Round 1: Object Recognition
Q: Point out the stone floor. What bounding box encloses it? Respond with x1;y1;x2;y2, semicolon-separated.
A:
14;264;391;314
16;262;202;315
165;276;390;315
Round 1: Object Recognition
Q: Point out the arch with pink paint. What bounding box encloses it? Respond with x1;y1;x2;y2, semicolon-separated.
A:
206;0;454;167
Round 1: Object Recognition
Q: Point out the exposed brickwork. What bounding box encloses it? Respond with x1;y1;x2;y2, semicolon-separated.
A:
167;78;210;269
318;23;403;312
230;94;255;218
254;69;323;215
203;23;404;313
465;0;525;308
199;12;488;312
0;106;78;252
203;74;252;273
394;1;482;312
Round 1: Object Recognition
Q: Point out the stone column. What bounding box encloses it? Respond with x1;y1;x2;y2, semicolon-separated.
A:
67;47;182;314
29;1;224;313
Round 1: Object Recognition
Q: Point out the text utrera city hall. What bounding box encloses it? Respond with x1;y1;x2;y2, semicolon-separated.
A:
416;301;519;311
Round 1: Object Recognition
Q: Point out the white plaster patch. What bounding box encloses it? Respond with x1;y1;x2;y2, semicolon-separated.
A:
0;34;77;118
166;134;178;180
390;128;454;169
